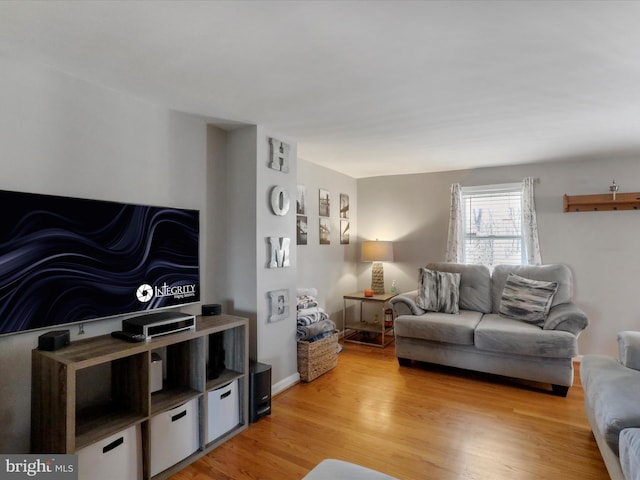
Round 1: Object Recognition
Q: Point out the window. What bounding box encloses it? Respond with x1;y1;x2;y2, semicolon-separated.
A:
461;183;524;267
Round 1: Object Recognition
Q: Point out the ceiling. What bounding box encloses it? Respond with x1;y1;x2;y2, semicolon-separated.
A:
1;1;639;178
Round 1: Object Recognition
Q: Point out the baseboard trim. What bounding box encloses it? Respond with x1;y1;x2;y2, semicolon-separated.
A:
272;372;300;397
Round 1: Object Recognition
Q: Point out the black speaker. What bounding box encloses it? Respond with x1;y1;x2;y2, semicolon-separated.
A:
249;361;272;423
38;330;70;351
202;303;222;316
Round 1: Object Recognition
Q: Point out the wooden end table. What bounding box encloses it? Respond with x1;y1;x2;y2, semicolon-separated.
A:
342;291;397;348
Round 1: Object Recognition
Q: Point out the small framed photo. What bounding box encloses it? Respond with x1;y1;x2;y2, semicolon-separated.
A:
296;185;307;215
319;218;330;245
340;194;349;219
297;216;308;245
340;220;350;244
319;189;330;217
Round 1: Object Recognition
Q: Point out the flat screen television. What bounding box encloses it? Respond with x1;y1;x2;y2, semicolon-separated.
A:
0;189;200;336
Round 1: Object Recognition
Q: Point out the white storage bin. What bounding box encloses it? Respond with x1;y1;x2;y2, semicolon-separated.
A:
207;380;239;443
77;424;142;480
150;398;199;476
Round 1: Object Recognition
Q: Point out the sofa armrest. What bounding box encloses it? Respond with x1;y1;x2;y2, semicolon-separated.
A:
618;331;640;371
542;303;588;334
390;291;426;316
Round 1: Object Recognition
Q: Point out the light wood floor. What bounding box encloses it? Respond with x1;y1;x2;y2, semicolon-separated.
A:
171;342;609;480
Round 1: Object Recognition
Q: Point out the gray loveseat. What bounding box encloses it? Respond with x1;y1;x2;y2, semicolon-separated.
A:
581;331;640;480
390;262;588;396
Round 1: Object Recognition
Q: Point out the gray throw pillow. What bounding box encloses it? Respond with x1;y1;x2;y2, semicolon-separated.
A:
437;271;460;314
416;268;461;314
499;273;558;326
416;268;439;311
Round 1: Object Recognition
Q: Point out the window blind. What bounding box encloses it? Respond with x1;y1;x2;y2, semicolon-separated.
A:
461;184;524;266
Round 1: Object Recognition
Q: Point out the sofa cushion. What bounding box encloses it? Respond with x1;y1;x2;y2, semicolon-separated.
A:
620;428;640;480
427;263;491;313
618;331;640;371
474;314;578;358
498;273;558;326
491;264;572;314
394;310;483;346
581;355;640;454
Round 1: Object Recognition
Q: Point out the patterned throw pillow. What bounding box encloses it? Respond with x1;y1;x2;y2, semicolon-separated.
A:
499;273;558;326
416;268;460;314
416;268;439;311
437;271;460;314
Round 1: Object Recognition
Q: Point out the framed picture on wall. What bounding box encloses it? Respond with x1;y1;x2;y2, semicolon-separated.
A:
340;219;350;244
297;216;308;245
340;193;349;219
319;218;330;245
296;185;306;215
319;189;330;217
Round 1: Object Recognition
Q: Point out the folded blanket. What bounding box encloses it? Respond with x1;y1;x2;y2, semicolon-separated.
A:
297;306;322;317
297;287;318;298
297;309;328;326
297;318;336;341
306;330;336;343
297;295;318;310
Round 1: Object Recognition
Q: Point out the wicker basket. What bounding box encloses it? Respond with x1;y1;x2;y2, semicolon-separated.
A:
297;331;339;382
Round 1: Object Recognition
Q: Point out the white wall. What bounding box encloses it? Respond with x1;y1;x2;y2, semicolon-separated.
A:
256;128;298;389
296;159;359;329
223;126;300;389
357;156;640;357
0;53;212;453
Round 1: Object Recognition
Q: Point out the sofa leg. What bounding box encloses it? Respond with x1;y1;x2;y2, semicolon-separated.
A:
398;357;411;367
552;384;569;397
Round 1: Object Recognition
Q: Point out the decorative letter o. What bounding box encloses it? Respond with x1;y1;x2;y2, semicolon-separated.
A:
270;186;290;216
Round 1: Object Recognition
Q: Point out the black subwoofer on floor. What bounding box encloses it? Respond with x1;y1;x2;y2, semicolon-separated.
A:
249;361;272;423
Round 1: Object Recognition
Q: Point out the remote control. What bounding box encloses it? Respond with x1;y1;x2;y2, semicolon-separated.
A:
111;330;147;342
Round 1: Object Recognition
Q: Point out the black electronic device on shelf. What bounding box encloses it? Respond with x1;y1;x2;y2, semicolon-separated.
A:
122;311;196;339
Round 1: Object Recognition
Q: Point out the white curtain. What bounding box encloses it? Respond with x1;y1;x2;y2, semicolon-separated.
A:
445;183;463;263
522;177;542;265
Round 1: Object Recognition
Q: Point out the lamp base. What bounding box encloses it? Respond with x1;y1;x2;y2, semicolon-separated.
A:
371;262;385;295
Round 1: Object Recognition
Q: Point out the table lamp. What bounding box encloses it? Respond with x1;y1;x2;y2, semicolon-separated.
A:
361;240;394;295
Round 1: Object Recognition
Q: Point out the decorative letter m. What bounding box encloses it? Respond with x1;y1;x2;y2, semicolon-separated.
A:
268;237;290;268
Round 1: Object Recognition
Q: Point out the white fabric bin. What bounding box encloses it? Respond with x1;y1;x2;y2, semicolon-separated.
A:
150;397;199;476
77;424;142;480
207;380;239;443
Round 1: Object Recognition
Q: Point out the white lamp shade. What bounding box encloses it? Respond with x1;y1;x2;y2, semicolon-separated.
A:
361;241;394;263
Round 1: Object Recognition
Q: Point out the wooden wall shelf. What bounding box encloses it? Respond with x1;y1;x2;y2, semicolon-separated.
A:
564;193;640;212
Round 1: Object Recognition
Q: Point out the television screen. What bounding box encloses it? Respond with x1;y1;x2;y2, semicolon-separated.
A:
0;190;200;335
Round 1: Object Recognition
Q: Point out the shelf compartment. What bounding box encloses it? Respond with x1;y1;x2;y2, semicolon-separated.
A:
206;326;246;384
151;388;202;416
564;192;640;212
206;369;244;392
74;352;149;450
150;338;204;414
75;409;146;451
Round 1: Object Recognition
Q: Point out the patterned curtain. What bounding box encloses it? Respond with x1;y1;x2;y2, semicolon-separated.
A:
522;177;542;265
445;183;463;263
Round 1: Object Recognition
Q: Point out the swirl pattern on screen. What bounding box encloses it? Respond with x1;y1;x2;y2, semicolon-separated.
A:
0;191;199;334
